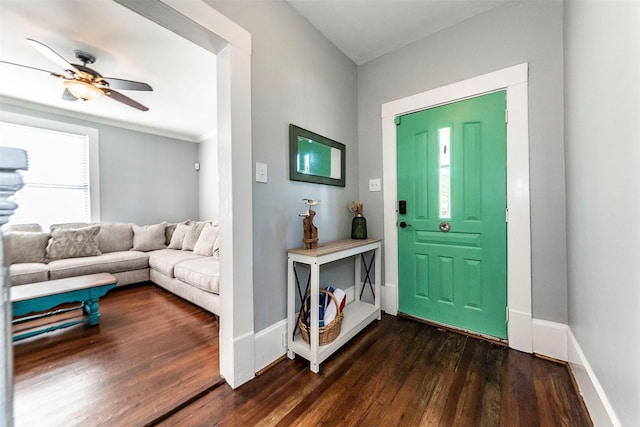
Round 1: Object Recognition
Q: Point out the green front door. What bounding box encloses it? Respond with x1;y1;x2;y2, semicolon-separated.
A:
397;91;507;339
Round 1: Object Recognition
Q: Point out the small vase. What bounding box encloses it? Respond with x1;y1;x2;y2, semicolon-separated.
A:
351;214;367;239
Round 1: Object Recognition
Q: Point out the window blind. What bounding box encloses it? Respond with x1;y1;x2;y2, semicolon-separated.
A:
1;121;91;229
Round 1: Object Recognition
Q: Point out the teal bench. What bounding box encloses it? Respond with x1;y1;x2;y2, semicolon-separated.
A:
11;273;117;342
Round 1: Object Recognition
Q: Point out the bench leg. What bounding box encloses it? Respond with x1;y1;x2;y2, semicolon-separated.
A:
84;298;101;326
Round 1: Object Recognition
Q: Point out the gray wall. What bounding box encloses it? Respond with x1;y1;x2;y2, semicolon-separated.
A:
207;0;359;331
0;102;200;225
564;1;640;425
357;0;567;323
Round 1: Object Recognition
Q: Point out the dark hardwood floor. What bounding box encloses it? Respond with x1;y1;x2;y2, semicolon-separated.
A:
13;285;591;426
13;283;221;427
161;315;591;427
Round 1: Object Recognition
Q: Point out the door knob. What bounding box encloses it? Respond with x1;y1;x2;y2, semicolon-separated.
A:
399;221;411;228
439;222;451;232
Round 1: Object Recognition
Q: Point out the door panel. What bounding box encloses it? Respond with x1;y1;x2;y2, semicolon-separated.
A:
397;91;507;339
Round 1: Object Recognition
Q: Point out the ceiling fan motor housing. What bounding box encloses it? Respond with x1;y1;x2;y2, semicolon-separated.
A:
73;50;96;65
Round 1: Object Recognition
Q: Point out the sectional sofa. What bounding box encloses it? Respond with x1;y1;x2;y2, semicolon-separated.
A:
4;220;221;315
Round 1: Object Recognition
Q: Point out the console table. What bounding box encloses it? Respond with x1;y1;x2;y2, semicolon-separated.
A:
287;238;382;373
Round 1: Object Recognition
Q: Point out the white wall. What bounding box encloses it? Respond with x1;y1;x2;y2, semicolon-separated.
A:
357;0;567;323
564;1;640;425
1;101;200;225
207;0;359;331
198;135;219;220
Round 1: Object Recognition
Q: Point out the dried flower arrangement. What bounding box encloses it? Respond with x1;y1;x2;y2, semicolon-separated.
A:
349;201;364;216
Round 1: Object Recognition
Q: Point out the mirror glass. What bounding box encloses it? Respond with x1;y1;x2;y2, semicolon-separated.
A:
290;125;345;187
295;136;342;179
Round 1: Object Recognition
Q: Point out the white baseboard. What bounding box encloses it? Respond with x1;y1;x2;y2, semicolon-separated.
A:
222;329;255;389
568;330;621;427
507;308;532;353
384;283;397;315
254;319;287;373
532;319;568;361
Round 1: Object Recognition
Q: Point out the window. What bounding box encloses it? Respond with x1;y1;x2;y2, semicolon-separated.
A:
0;112;100;230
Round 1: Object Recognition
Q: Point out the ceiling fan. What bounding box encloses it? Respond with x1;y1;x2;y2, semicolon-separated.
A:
0;39;153;111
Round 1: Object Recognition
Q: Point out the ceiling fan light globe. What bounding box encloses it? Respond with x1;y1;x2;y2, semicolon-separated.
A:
64;80;103;100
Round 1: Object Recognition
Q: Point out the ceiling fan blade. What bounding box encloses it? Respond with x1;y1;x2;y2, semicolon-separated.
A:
105;89;149;111
27;38;79;73
100;77;152;91
62;89;78;101
0;60;65;78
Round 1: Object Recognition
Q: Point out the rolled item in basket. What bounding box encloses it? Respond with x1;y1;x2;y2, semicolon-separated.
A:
324;288;346;325
305;291;327;327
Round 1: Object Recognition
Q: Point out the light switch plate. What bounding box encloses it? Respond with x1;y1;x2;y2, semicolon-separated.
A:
369;178;381;192
256;162;268;183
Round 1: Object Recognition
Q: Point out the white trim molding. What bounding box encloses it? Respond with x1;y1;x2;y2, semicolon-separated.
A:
381;63;533;352
530;320;620;426
532;319;568;362
568;330;621;427
117;0;255;388
254;319;287;373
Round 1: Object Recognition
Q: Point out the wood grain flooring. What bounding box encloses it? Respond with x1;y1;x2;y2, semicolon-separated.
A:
161;315;591;427
13;283;221;427
14;285;591;426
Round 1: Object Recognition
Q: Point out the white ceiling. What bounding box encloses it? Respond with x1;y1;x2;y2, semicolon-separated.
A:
0;0;512;141
286;0;511;65
0;0;217;142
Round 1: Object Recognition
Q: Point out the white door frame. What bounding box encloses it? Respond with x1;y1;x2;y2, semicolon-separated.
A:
116;0;255;387
381;63;533;353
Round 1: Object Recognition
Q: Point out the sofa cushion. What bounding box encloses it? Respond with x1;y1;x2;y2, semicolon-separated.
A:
5;231;50;264
98;222;134;253
167;223;189;250
48;251;150;280
193;223;218;257
174;257;220;294
132;223;167;251
182;221;210;251
9;263;49;286
46;225;102;260
148;249;203;278
7;223;42;232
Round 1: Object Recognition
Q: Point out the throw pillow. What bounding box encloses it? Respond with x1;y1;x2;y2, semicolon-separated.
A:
193;223;219;256
131;223;167;252
46;225;102;261
50;222;91;232
97;222;135;253
182;221;209;251
7;223;42;232
167;222;190;250
165;220;191;246
6;231;50;264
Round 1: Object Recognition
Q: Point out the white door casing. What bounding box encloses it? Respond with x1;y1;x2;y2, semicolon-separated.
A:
381;63;533;353
116;0;255;387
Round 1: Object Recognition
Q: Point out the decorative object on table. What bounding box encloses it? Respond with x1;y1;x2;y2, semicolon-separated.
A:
350;201;367;239
299;287;345;345
289;124;346;187
299;198;320;249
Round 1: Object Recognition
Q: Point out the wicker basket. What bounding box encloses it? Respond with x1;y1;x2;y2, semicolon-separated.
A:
298;288;343;345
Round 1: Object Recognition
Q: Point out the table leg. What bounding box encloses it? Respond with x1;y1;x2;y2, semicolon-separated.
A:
84;298;101;326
